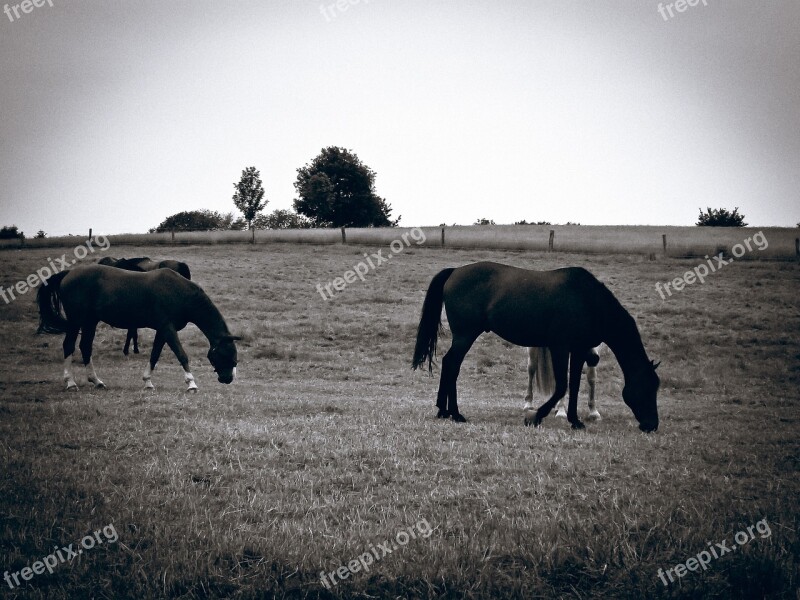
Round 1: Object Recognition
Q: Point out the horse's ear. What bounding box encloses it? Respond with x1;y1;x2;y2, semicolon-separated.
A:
651;360;661;370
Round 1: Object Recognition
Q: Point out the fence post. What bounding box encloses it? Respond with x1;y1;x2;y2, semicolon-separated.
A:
341;226;346;244
662;234;667;256
89;228;92;239
251;226;255;244
441;227;445;247
171;228;175;244
796;237;799;258
548;230;554;252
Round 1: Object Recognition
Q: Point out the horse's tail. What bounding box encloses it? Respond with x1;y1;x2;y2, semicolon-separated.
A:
412;268;455;372
533;347;556;394
36;271;70;334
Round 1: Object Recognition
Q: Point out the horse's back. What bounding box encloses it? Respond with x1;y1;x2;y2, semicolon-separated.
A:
443;262;607;348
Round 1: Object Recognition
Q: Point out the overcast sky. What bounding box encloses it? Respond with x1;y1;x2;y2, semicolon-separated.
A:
1;0;798;235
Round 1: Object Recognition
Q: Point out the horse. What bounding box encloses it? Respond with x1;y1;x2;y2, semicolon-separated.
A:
525;345;602;421
411;262;660;432
97;256;192;354
37;264;239;392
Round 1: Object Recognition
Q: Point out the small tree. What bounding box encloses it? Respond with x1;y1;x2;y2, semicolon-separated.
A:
696;207;747;227
474;218;495;226
35;230;47;238
232;167;268;230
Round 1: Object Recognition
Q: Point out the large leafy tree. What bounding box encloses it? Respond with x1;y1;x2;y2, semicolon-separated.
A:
232;166;268;230
293;147;398;227
696;207;747;227
253;209;312;229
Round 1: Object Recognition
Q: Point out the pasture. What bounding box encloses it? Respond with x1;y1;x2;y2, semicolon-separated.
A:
0;242;798;599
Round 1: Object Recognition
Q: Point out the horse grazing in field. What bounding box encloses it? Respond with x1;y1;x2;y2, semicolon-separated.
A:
37;264;239;391
525;345;602;421
412;262;659;432
97;256;192;354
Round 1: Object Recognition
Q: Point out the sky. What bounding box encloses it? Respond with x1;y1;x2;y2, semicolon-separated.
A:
1;0;798;236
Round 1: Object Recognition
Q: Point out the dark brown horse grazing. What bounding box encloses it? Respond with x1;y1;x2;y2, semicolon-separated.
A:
97;256;192;355
412;262;660;432
37;265;239;391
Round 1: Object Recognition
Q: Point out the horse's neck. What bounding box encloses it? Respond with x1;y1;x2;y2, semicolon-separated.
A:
602;305;649;379
186;291;229;344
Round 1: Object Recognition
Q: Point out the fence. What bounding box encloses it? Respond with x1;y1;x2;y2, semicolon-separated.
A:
1;225;798;260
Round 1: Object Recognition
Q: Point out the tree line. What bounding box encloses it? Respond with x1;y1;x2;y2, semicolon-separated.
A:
150;146;398;233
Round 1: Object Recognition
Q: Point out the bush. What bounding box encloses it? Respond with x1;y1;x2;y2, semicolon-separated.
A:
0;225;24;239
697;207;747;227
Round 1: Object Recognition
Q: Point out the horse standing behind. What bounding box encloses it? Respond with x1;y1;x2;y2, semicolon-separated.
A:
97;256;192;354
412;262;660;431
525;345;602;421
37;265;239;391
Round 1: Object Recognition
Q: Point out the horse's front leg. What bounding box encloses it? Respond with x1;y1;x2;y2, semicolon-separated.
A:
143;330;166;390
566;352;586;430
162;327;198;392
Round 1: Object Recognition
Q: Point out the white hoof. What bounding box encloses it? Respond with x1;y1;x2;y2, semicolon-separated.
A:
65;382;78;391
186;386;198;393
89;378;105;389
587;410;602;421
143;379;155;391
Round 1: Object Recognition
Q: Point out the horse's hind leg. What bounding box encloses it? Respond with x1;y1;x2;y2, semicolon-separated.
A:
436;331;479;422
586;364;601;421
566;352;585;430
523;347;536;410
62;326;80;391
80;322;105;388
526;348;568;427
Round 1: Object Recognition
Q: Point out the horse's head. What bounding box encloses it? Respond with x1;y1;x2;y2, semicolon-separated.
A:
622;360;660;432
208;335;241;384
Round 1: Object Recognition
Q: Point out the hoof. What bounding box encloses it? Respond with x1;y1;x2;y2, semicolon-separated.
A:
571;420;586;430
143;380;155;391
65;384;78;391
586;411;601;421
186;387;198;393
133;349;140;354
93;382;106;389
436;409;450;419
451;413;467;423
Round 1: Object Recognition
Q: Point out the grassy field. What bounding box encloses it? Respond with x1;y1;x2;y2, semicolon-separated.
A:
0;241;798;599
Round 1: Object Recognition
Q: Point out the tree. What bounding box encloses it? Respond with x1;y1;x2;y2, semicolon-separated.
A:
293;147;397;227
0;225;24;239
232;167;267;230
696;207;747;227
149;210;230;233
474;218;495;225
254;209;312;229
35;230;47;238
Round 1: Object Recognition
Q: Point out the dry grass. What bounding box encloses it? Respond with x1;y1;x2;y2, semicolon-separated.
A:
2;224;797;260
0;242;798;599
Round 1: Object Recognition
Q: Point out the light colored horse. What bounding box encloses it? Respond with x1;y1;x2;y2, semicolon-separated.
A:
523;345;602;420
